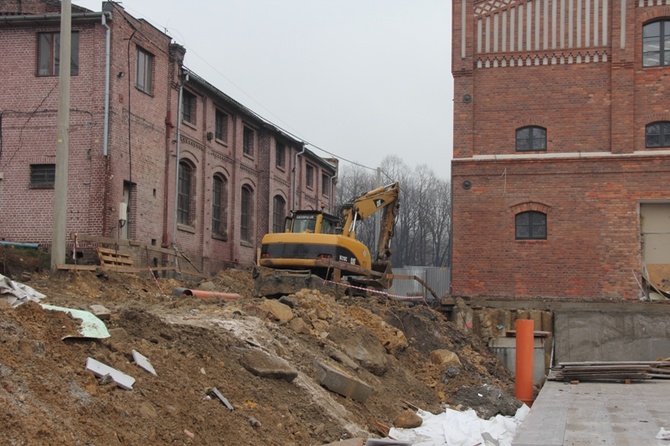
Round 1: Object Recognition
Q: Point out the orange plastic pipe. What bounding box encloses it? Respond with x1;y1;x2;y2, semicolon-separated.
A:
515;319;534;406
183;289;241;300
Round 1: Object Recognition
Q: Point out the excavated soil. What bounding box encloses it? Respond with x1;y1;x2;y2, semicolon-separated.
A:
0;253;519;445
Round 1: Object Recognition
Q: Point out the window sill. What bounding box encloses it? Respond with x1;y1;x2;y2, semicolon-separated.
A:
135;86;153;97
30;184;54;189
240;240;254;248
212;233;228;242
215;138;228;147
243;153;254;160
276;165;286;172
515;238;547;243
182;120;197;130
177;224;196;234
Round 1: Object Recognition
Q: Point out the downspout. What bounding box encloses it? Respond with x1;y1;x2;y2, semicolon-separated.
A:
293;145;306;211
101;12;111;236
101;12;110;156
173;72;188;250
329;172;337;214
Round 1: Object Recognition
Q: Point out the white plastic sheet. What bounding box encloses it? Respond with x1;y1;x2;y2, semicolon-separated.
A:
387;404;530;446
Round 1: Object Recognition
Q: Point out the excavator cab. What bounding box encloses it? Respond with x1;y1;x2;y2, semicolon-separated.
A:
284;211;339;235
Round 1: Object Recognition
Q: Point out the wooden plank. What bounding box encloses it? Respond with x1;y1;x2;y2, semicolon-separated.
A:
74;233;180;256
56;264;98;271
558;361;670;367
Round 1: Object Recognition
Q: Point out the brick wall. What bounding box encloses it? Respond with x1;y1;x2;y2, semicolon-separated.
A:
450;0;670;300
0;1;337;275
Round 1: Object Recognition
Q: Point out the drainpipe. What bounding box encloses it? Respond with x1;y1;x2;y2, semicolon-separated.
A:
173;72;188;250
329;172;337;214
101;12;110;156
293;145;306;211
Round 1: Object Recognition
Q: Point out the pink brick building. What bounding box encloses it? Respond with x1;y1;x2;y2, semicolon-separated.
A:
451;0;670;300
0;0;337;273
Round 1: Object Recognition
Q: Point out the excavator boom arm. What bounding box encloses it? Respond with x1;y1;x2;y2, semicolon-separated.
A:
341;182;400;262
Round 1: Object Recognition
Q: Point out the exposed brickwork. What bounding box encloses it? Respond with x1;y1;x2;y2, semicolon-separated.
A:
451;0;670;300
0;1;337;274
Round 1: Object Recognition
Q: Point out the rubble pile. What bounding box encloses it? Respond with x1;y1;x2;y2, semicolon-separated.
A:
0;265;520;445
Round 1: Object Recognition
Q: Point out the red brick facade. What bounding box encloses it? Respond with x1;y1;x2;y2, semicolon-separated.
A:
451;0;670;299
0;1;337;274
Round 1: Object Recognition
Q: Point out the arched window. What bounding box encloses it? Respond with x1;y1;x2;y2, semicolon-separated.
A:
516;126;547;152
212;174;228;238
643;20;670;67
645;122;670;148
272;195;286;233
515;211;547;240
177;160;195;226
241;185;254;243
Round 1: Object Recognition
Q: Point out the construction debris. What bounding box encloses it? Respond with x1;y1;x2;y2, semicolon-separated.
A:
548;361;670;382
85;357;135;390
207;387;234;410
131;349;157;376
0;273;45;307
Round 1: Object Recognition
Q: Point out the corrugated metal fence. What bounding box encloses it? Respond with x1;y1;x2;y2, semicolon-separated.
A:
390;266;451;301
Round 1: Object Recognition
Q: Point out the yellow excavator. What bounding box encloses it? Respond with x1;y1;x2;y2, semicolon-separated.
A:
253;182;401;297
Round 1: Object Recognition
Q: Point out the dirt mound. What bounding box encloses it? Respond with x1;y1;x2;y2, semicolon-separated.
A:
0;268;520;445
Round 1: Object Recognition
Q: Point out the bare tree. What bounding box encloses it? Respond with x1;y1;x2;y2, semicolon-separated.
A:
337;158;451;268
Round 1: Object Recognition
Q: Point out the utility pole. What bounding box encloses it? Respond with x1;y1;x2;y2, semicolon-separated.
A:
51;0;71;271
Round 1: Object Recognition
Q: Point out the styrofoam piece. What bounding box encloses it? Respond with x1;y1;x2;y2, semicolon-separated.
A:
85;357;135;390
132;349;157;376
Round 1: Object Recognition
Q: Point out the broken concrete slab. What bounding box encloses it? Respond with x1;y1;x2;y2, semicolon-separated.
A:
325;345;360;371
89;304;111;320
327;328;389;376
132;349;157;376
85;357;135;390
313;360;373;403
240;349;298;382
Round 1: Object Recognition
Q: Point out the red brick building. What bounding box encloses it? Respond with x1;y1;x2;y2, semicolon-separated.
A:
451;0;670;299
0;0;337;273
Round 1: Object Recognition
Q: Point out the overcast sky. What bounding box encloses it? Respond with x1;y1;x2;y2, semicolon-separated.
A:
74;0;453;179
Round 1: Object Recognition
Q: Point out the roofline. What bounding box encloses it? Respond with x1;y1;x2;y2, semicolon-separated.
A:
184;67;337;174
0;11;109;27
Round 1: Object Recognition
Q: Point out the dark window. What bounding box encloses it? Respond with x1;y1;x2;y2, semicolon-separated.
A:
136;47;153;94
645;122;670;148
212;174;228;238
515;211;547;240
643;20;670;67
241;185;253;242
306;164;314;188
178;160;195;226
322;173;330;196
516;126;547;152
37;32;79;76
215;109;227;142
273;195;286;233
276;142;285;168
243;127;254;156
30;164;55;188
182;91;196;124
